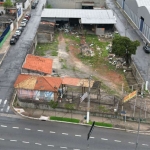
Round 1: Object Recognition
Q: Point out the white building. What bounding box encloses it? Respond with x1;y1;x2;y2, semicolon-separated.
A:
116;0;150;42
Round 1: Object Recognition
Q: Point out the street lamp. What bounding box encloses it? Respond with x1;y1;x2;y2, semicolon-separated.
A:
87;75;92;123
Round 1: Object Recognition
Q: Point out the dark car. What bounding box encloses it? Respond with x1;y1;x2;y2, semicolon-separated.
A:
12;34;19;41
10;38;16;45
143;45;150;53
18;26;24;32
31;3;36;9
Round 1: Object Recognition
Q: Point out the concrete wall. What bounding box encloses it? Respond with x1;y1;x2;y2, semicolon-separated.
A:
37;32;54;43
47;0;105;9
24;0;30;10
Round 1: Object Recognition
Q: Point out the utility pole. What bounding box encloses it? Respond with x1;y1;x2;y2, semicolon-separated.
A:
87;75;92;123
135;83;144;150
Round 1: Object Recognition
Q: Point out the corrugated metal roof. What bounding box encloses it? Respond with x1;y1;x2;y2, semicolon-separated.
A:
136;0;150;7
41;9;116;24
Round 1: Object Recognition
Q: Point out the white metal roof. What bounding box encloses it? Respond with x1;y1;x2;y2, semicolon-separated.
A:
41;9;116;24
136;0;150;7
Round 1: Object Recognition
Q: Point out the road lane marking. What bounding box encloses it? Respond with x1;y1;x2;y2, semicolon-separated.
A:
47;145;54;147
1;108;3;112
0;138;4;140
74;149;80;150
22;141;30;143
90;137;95;139
3;100;7;105
10;140;17;142
25;128;31;130
12;127;19;129
128;142;135;144
60;147;67;149
1;125;7;127
101;138;108;141
62;133;68;135
6;106;10;112
75;135;81;137
0;99;2;104
50;131;55;133
37;130;43;132
142;144;149;146
114;140;121;142
35;143;42;145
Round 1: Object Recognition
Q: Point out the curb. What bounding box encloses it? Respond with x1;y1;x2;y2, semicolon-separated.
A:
11;95;150;135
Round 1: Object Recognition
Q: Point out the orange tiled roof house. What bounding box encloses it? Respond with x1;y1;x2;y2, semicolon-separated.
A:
14;74;62;102
21;54;53;76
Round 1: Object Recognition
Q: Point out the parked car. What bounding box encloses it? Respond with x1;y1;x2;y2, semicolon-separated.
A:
25;15;30;20
15;30;22;36
20;22;26;27
31;3;36;9
26;12;31;18
22;18;28;24
143;45;150;53
10;38;17;45
18;26;24;32
12;34;19;41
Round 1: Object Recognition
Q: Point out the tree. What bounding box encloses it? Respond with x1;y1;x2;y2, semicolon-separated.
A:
112;35;140;66
3;0;13;8
49;100;58;116
99;105;108;122
65;103;74;119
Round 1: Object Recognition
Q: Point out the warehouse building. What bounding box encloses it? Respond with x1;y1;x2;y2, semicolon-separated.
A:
116;0;150;42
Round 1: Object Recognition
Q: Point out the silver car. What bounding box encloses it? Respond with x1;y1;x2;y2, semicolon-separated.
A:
20;22;26;27
15;30;22;36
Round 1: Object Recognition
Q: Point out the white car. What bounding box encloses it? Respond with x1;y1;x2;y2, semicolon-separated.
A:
22;18;28;24
15;30;22;36
20;22;26;27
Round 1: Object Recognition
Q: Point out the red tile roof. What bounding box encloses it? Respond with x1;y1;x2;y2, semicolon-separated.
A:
14;74;62;92
22;54;53;74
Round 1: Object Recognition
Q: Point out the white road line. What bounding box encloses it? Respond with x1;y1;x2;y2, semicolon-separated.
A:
0;138;5;140
1;108;3;112
35;143;42;145
60;147;67;149
47;145;54;147
6;106;10;112
90;137;95;139
0;99;2;105
101;138;108;141
75;135;81;137
62;133;68;135
50;131;55;133
25;128;31;130
1;125;7;127
142;144;149;146
22;141;30;144
74;149;80;150
114;140;121;142
10;140;17;142
3;100;7;105
12;127;19;129
128;142;135;144
37;130;43;132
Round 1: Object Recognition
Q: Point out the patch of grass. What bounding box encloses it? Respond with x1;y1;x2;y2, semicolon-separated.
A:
61;60;67;69
35;34;59;56
50;116;80;123
89;121;113;128
63;33;80;44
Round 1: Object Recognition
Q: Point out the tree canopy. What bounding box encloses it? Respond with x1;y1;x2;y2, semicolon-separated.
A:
3;0;13;8
112;35;140;66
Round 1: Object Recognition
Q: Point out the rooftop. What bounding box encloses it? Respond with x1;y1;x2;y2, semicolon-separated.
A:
22;54;53;74
14;74;62;91
41;9;116;24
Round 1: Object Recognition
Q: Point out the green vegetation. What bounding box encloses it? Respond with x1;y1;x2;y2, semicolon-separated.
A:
65;103;74;118
112;35;140;66
35;34;58;56
50;116;80;123
3;0;13;8
89;121;113;128
78;35;109;68
46;4;51;8
49;101;58;116
63;33;80;44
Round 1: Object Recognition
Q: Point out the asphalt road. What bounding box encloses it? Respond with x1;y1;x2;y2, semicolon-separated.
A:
0;116;149;150
0;0;46;114
106;0;150;85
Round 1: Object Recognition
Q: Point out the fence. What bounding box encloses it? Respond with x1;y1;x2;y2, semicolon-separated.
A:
0;25;10;48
